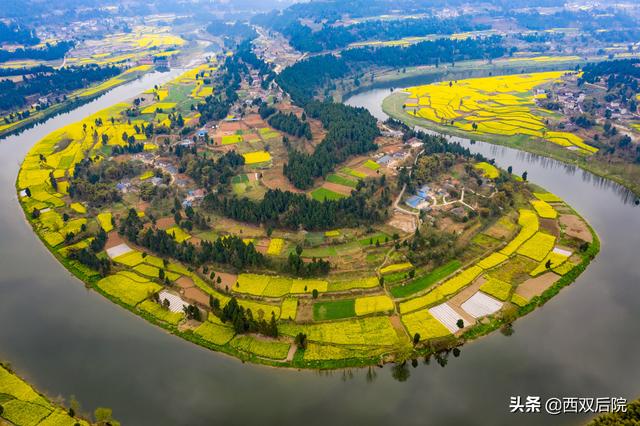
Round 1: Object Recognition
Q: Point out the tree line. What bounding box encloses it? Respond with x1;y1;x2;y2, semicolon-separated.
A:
271;17;490;53
118;207;266;271
182;151;245;191
0;21;39;45
276;36;507;105
0;41;74;62
202;182;391;231
283;101;379;189
68;229;110;276
210;297;278;338
267;111;311;140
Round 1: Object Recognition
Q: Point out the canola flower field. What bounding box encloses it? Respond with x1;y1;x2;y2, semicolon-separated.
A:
66;25;185;67
0;364;90;425
403;71;598;155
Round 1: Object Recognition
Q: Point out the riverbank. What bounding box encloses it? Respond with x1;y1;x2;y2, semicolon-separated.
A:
0;362;101;425
0;66;159;140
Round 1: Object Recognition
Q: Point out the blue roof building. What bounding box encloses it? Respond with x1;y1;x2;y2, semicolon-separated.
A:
405;195;423;209
416;185;431;199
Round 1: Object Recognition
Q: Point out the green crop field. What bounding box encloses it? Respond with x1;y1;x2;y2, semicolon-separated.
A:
390;260;462;298
310;187;346;201
326;174;358;188
313;299;356;321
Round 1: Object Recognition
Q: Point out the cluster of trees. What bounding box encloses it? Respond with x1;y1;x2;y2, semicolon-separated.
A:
182;151;245;190
272;17;490;53
212;297;278;337
511;10;636;32
68;229;110;276
110;142;145;156
284;247;331;277
258;101;277;119
276;37;507;105
203;182;391;231
407;227;458;266
276;55;348;105
197;58;241;125
0;65;51;77
0;41;74;62
0;64;121;112
579;59;640;91
590;29;640;44
341;36;507;68
127;217;266;270
267;111;311;139
389;118;488;161
178;205;209;232
515;32;565;43
283;101;379;189
68;158;145;207
0;21;39;45
252;0;444;30
234;40;273;78
198;236;266;270
197;41;273;125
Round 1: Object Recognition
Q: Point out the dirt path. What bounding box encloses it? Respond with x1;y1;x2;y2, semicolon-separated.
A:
285;344;297;362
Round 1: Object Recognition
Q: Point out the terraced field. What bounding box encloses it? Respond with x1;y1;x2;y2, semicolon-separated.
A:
400;72;598;155
0;364;91;425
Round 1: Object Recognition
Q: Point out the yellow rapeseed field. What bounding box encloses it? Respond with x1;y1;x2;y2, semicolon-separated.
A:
531;199;558;219
243;151;272;164
500;209;539;256
354;295;394;316
380;262;413;275
266;238;284;255
516;232;556;261
404;72;598;154
474;162;499;179
401;310;452;340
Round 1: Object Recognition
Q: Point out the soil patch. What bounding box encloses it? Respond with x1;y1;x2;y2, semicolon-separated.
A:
212;271;238;290
176;276;195;289
559;214;592;242
296;299;313;322
322;182;353;196
438;217;466;234
388;211;417;233
155;217;175;230
516;272;561;299
104;231;125;250
183;287;209;306
540;218;560;237
218;121;247;132
262;168;304;193
244;114;267;127
446;276;486;328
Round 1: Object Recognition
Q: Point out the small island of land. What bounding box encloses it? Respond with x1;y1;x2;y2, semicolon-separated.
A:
15;40;598;369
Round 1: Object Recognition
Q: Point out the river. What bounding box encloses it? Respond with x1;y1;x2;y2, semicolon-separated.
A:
0;74;638;426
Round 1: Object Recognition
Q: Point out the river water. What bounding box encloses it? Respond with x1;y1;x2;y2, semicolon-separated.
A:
0;73;638;426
